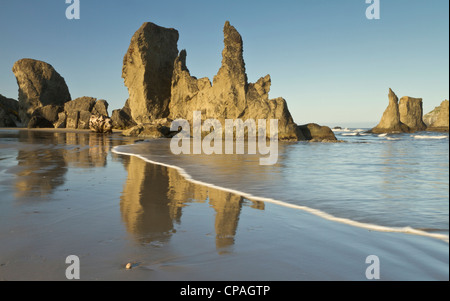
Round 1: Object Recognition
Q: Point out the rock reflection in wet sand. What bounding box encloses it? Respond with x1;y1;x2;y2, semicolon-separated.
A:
11;130;130;199
120;155;264;253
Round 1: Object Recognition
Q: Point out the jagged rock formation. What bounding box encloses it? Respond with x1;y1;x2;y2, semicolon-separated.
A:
169;22;301;141
64;97;110;130
371;89;411;134
12;59;71;126
427;100;449;132
122;22;179;124
0;94;20;127
399;96;427;131
118;21;336;142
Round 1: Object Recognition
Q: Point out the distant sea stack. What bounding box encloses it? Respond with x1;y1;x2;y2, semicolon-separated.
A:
122;22;179;124
427;100;449;132
371;89;411;134
12;59;71;126
398;96;427;132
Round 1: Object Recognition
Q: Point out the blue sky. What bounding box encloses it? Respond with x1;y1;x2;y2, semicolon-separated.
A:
0;0;448;127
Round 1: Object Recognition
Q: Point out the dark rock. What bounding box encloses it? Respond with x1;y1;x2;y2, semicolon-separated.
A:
27;115;54;128
297;123;337;142
0;94;20;127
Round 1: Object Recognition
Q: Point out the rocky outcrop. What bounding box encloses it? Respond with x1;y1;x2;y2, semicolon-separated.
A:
399;96;427;131
423;105;442;126
371;89;411;134
0;94;20;127
297;123;337;142
427;100;449;132
122;22;179;124
89;115;113;133
30;105;64;126
27;115;54;129
64;97;110;129
111;99;137;129
169;22;301;141
122;118;173;139
12;59;71;126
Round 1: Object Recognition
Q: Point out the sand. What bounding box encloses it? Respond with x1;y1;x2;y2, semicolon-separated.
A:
0;128;448;281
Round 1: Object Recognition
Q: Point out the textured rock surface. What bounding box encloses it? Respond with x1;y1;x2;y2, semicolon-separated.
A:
423;105;442;126
92;99;109;117
169;22;300;141
54;112;67;128
111;99;136;129
12;59;71;125
399;96;427;131
122;118;173;138
89;115;113;133
297;123;337;142
371;89;410;134
427;100;449;132
0;94;20;127
27;115;54;128
31;105;63;125
122;22;179;124
64;97;110;129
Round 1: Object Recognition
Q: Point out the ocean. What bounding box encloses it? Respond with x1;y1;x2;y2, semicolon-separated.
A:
114;129;449;242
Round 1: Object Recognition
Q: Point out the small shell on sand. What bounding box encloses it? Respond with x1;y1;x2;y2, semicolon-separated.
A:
125;263;132;270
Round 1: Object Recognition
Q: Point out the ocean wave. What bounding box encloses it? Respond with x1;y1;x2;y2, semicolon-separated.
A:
112;145;450;243
413;135;448;140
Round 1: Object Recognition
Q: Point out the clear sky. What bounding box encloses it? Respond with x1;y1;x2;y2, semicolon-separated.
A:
0;0;448;127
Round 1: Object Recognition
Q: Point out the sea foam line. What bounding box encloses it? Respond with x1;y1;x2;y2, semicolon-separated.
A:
112;145;449;243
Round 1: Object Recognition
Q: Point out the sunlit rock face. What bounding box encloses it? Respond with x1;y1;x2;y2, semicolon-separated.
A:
12;59;71;126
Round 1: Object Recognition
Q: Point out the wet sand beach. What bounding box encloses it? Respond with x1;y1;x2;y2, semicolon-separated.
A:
0;129;448;281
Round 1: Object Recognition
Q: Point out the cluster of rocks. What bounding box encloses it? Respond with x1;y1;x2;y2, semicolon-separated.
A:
2;22;447;139
370;89;448;133
0;59;113;133
115;21;337;142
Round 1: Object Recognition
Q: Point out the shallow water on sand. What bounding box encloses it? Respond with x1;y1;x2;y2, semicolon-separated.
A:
115;129;449;238
0;129;448;281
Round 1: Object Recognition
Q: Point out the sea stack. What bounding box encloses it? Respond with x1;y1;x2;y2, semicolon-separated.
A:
371;89;410;134
122;22;179;124
169;21;301;141
427;100;449;132
12;59;71;126
399;96;427;132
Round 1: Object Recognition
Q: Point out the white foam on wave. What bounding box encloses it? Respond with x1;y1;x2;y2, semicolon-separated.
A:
112;145;449;243
378;133;387;137
413;135;448;140
342;133;359;136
